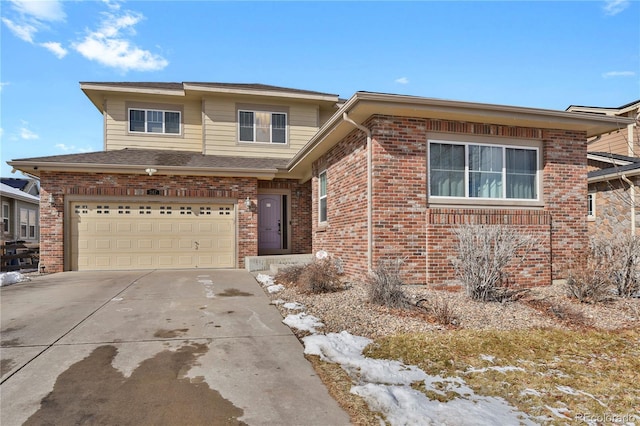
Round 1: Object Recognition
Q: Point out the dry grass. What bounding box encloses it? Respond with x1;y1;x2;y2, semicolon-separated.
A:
364;328;640;423
305;355;383;425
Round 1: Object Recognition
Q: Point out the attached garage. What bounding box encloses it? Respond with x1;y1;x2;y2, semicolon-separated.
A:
69;201;235;270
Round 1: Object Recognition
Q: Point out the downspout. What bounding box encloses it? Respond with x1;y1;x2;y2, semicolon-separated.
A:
342;112;373;273
620;174;636;234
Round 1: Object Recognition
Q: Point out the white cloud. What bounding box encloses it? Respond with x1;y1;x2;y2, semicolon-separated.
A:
2;17;38;43
602;71;636;78
0;128;4;139
0;82;10;92
9;0;66;22
40;41;68;58
55;143;93;153
20;127;39;140
603;0;630;16
395;77;409;84
73;11;168;72
101;0;123;11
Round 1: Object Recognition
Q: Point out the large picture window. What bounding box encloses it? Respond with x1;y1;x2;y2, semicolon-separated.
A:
430;141;538;200
238;110;287;144
319;171;327;223
129;108;181;134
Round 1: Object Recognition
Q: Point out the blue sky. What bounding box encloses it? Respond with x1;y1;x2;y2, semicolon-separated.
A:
1;0;638;178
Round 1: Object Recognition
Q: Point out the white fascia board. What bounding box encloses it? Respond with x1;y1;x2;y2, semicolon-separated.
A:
80;84;185;97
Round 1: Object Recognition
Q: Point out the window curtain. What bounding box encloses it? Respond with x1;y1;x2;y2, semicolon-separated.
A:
469;145;502;198
506;148;536;199
430;143;465;196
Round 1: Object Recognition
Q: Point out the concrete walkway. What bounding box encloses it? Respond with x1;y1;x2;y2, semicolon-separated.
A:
1;270;350;425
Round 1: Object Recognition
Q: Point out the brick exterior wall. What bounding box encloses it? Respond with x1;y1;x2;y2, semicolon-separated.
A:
312;129;369;279
258;179;312;253
39;171;265;272
312;115;588;287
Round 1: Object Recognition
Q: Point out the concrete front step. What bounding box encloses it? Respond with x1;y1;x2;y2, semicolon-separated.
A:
244;254;313;273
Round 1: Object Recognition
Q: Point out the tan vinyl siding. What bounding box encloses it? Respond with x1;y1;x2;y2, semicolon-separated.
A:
588;129;633;157
203;96;320;158
105;95;202;152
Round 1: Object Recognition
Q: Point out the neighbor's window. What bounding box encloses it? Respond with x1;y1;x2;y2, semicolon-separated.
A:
129;108;181;134
19;208;36;239
2;202;9;233
587;193;595;218
319;170;327;223
238;110;287;144
429;141;538;200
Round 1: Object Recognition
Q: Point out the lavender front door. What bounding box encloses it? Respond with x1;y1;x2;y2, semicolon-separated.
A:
258;194;282;252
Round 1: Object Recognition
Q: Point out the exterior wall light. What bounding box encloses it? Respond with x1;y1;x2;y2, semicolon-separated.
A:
244;196;252;210
145;168;157;176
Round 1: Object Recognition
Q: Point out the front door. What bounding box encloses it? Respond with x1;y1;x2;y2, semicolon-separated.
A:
258;194;282;252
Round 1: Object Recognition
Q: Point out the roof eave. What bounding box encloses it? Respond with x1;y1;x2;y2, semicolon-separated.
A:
182;83;339;103
287;92;633;176
588;167;640;183
7;161;279;180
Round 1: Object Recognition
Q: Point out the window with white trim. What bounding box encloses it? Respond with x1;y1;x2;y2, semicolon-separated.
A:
429;141;539;200
587;193;595;219
238;110;287;143
319;170;327;223
2;202;9;233
129;108;181;134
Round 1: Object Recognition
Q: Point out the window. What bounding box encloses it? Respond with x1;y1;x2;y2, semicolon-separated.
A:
2;202;9;233
238;110;287;143
19;208;36;239
429;141;538;200
319;171;327;223
129;108;181;134
587;193;595;219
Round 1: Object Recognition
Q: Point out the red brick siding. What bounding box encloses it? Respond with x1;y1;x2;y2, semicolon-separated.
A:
38;171;260;272
258;179;312;253
426;209;551;288
313;115;588;287
312;129;369;280
542;130;588;280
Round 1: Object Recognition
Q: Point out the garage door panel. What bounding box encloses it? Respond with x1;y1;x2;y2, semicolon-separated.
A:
70;202;235;270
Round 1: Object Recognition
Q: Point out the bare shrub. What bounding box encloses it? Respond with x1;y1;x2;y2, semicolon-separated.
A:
452;224;537;302
565;252;612;303
567;236;640;301
274;264;306;286
367;258;410;309
417;296;459;326
606;235;640;298
298;258;343;294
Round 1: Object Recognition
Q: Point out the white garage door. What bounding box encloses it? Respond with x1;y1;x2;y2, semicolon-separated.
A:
70;202;235;270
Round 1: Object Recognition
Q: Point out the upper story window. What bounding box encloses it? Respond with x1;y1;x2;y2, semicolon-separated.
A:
238;110;287;144
429;141;539;200
129;108;181;134
319;170;327;223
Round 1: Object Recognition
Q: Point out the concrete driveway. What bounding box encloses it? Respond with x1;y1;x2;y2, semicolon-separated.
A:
1;270;349;426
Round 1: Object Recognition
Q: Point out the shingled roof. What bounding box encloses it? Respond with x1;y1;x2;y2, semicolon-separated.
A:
8;149;289;175
80;82;339;97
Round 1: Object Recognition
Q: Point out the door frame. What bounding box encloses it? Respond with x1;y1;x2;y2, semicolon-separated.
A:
257;188;292;255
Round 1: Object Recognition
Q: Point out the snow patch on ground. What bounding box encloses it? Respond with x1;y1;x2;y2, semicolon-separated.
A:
256;273;274;286
283;302;305;310
266;284;284;293
302;331;536;425
283;313;324;333
0;272;30;286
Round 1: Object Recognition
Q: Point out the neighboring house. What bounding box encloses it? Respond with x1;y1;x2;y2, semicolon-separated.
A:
0;178;40;243
567;100;640;238
7;83;631;287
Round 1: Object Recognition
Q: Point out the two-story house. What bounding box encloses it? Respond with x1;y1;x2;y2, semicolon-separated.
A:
567;100;639;238
8;82;631;286
1;178;40;243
